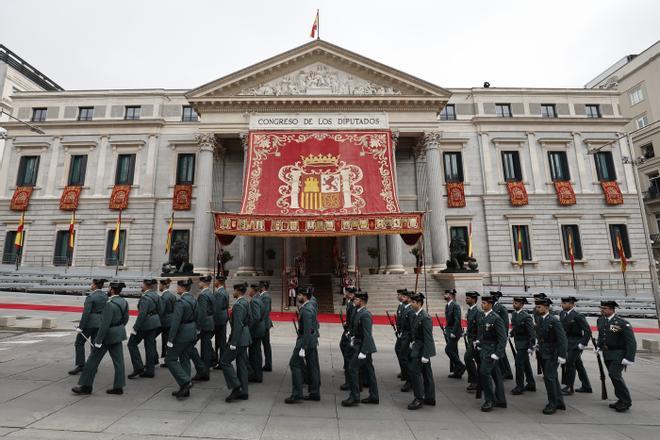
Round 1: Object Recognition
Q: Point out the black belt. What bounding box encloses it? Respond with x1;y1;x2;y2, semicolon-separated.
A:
182;320;195;324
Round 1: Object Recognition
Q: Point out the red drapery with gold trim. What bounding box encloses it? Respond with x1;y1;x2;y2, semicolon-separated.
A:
60;186;82;211
446;182;466;208
173;184;193;211
10;187;33;211
109;185;131;210
506;181;528;206
600;181;623;205
553;181;576;205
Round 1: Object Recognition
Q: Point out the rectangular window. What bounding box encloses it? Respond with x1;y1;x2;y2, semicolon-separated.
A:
16;156;40;186
636;114;649;129
2;231;23;265
594;151;616;181
67;155;87;186
443;151;463;182
124;106;141;120
439;104;456;120
511;225;532;261
176;153;196;185
501;150;522;181
53;230;72;266
449;226;469;246
115;154;136;185
641;143;655;159
561;225;583;261
585;104;601;118
541;104;556;118
105;229;127;266
168;230;190;264
548;151;570;181
78;107;94;121
496;103;512;118
609;224;631;259
629;87;644;106
31;108;47;122
181;106;198;122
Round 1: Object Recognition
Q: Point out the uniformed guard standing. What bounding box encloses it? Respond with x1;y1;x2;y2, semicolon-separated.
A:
221;283;252;402
158;278;176;367
212;275;229;369
247;283;266;383
69;278;108;375
395;289;414;392
510;296;536;395
535;297;568;414
285;286;321;403
342;290;379;406
491;291;514;380
72;281;129;395
596;300;636;412
477;295;507;412
406;292;436;410
128;279;161;379
192;275;215;381
444;289;466;378
339;286;357;391
464;291;483;392
559;296;592;395
259;280;274;372
165;278;197;399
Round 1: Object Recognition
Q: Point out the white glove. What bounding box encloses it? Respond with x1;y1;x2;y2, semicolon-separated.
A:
196;330;201;335
350;336;355;347
527;348;534;354
299;348;306;358
230;344;236;350
130;329;137;336
93;343;102;348
578;343;586;350
358;352;367;360
409;342;413;349
166;341;174;348
75;327;83;334
490;354;499;361
421;357;430;364
593;346;601;354
558;357;566;365
449;333;456;339
622;358;634;366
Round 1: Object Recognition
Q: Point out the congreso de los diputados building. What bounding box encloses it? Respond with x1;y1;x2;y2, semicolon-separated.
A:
0;40;653;310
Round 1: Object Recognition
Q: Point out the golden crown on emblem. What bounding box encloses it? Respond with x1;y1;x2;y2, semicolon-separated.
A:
301;153;339;167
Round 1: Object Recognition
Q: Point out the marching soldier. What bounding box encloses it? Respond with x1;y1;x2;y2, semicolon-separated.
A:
535;297;568;414
212;275;229;369
165;278;197;399
72;281;129;395
259;280;274;372
464;291;483;392
596;300;636;412
407;292;436;410
285;286;320;403
476;295;507;412
247;283;266;383
128;279;161;379
221;283;252;402
342;290;379;406
158;278;176;367
444;289;466;378
69;279;108;375
491;291;514;380
339;286;357;391
510;296;536;394
395;289;414;392
192;275;215;380
560;296;592;395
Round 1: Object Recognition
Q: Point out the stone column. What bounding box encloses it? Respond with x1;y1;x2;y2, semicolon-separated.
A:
45;136;61;196
345;236;356;273
423;131;449;271
386;131;405;273
236;132;257;275
191;133;216;273
377;235;387;273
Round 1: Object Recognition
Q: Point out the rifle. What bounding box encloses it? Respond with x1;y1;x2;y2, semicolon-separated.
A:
292;317;298;334
507;336;517;358
591;336;608;400
339;309;345;328
561;363;567;385
473;340;482;399
434;314;448;343
385;311;398;335
535;347;543;375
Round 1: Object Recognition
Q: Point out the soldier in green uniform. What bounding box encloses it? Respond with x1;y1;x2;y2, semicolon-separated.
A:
491;291;514;380
407;292;436;410
69;278;108;375
339;286;357;391
342;291;379;406
510;296;536;395
596;300;636;412
158;278;176;367
395;289;414;392
560;296;592;395
72;281;129;395
247;283;266;383
476;295;507;412
464;291;483;392
259;280;274;372
221;283;252;402
165;278;198;399
535;297;568;414
192;275;215;381
445;289;466;378
212;275;229;369
285;286;321;403
128;279;161;378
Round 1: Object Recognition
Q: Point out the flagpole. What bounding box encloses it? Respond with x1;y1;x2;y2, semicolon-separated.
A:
15;210;25;271
115;209;121;277
521;259;528;292
317;9;320;40
571;264;577;290
622;269;628;297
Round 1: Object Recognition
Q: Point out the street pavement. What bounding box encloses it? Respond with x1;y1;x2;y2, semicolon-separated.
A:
1;291;660;440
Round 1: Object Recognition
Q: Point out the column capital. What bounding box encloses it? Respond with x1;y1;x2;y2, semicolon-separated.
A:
240;132;249;151
195;133;216;153
391;130;399;150
422;130;443;150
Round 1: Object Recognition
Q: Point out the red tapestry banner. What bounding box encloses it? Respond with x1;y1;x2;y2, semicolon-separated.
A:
553;181;576;206
10;186;33;211
600;181;623;205
241;131;400;216
506;181;528;206
60;186;82;211
173;184;193;211
109;184;131;210
446;182;466;208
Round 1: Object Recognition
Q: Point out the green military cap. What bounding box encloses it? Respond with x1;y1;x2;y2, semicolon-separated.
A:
411;292;425;302
233;283;247;293
259;280;270;289
465;290;480;298
177;278;193;288
513;296;528;304
481;295;496;304
354;291;369;301
143;278;157;286
199;275;213;283
535;297;553;306
444;288;457;295
489;290;503;299
533;292;547;299
93;278;108;287
110;281;126;290
159;278;172;285
346;286;357;294
561;296;578;303
600;300;619;308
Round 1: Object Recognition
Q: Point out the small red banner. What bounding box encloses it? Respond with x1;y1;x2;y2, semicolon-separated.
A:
109;184;131;210
506;181;528;206
172;184;193;211
10;187;33;211
553;181;576;205
446;182;466;208
600;181;623;205
60;186;82;211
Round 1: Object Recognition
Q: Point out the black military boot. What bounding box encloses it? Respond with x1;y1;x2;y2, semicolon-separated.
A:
106;388;123;395
68;366;84;375
407;398;423;410
127;369;144;379
225;387;243;402
72;385;92;395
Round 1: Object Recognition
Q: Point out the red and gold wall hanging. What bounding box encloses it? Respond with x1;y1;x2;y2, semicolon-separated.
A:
59;186;82;211
109;184;131;210
506;181;528;206
10;186;34;211
172;184;193;211
553;181;576;205
446;182;466;208
600;181;623;205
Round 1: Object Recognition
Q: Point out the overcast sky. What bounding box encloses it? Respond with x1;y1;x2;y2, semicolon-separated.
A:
1;0;658;91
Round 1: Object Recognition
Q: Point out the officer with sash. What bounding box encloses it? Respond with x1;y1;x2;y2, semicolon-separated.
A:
259;280;274;372
221;283;252;402
165;278;197;399
477;295;507;412
158;278;176;367
535;297;568;414
212;275;229;368
69;278;108;375
510;296;536;395
560;296;592;395
407;292;436;410
128;279;161;378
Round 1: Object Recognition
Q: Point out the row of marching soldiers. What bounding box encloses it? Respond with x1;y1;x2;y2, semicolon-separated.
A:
387;288;637;414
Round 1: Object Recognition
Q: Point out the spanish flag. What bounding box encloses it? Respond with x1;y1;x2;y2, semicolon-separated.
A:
468;222;473;258
165;212;174;254
112;210;122;252
616;233;627;273
568;232;575;269
68;211;76;250
517;226;523;267
310;9;319;39
14;211;25;250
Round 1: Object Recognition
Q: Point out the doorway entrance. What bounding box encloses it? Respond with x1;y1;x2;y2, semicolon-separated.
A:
305;237;335;274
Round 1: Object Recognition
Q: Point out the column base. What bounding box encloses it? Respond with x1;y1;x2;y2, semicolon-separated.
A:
384;265;406;274
235;267;258;276
429;263;446;273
